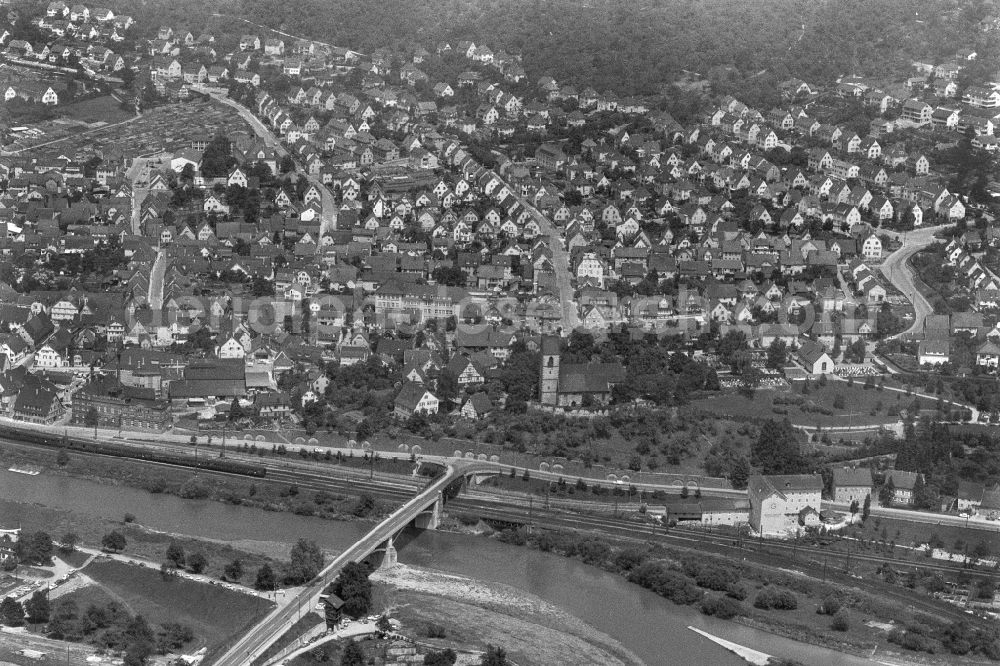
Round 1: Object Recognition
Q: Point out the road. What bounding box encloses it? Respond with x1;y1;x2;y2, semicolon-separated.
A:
7;417;1000;534
125;155;162;236
494;173;580;333
148;249;167;310
195;85;337;241
211;459;491;666
208;13;364;58
1;427;995;646
879;224;951;339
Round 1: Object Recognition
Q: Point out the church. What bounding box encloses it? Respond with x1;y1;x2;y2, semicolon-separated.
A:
539;335;625;408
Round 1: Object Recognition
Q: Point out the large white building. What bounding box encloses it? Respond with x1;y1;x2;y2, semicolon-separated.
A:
748;474;823;536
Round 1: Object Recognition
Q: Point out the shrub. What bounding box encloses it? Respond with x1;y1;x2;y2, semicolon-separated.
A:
889;628;937;654
496;527;527;546
700;595;741;619
818;596;841;615
726;583;749;601
627;562;703;605
831;609;850;632
694;565;733;592
576;539;611;565
179;477;212;499
753;587;798;610
613;548;647;573
425;623;447;638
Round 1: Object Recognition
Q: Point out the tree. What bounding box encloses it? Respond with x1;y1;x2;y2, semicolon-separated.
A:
0;597;24;626
424;648;458;666
165;541;185;568
24;590;49;624
879;478;895;506
287;539;324;584
255;563;277;591
84;406;99;431
46;599;78;639
101;530;126;553
59;532;79;554
766;338;787;370
331;561;372;618
913;475;938;511
751;419;803;474
730;456;752;490
831;609;850;631
340;640;365;666
480;645;508;666
200;134;236;178
16;532;53;565
124;614;155;665
861;494;871;522
228;397;243;422
56;448;69;467
435;369;459;403
223;559;244;582
186;552;208;574
849;499;859;517
717;330;748;369
431;265;467;286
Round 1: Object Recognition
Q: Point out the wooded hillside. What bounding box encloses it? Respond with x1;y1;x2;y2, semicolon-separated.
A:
107;0;999;99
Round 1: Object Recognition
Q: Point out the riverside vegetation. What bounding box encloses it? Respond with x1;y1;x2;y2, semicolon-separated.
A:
488;525;1000;660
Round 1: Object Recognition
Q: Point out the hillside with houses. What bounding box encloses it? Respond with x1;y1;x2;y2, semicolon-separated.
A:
0;1;996;481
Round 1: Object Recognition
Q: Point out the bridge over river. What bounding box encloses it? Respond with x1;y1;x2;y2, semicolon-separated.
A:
212;459;498;666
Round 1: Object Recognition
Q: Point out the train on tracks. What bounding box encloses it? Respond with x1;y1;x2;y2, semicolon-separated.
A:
0;424;267;478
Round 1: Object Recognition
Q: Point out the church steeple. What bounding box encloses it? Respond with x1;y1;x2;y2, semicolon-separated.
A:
539;335;560;406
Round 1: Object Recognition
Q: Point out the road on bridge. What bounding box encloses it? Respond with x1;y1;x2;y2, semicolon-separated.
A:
211;460;489;666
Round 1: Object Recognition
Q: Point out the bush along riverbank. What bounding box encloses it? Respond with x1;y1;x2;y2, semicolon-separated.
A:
485;525;1000;662
0;441;396;522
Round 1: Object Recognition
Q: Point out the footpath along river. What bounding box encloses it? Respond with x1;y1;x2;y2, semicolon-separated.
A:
0;468;879;666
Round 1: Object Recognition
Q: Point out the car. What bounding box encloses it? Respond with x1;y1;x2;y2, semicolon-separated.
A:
959;512;969;518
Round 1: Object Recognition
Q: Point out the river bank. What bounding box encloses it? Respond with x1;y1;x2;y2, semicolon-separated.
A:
441;520;1000;666
0;492;283;582
0;446;899;665
372;563;645;666
0;437;392;524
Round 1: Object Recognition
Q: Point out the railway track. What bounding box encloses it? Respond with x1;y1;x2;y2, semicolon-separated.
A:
0;433;992;624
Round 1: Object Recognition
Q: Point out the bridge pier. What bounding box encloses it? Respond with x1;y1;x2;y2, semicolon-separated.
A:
413;492;442;530
468;472;496;486
378;536;397;570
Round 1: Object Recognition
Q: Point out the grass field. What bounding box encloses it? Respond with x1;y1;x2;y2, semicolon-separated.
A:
81;559;271;655
0;574;21;596
692;383;904;429
59;95;134;124
856;514;1000;554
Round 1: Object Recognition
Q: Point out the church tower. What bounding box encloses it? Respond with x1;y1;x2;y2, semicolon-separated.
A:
539;335;561;405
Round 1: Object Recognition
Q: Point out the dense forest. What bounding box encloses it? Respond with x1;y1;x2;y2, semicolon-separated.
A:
102;0;999;101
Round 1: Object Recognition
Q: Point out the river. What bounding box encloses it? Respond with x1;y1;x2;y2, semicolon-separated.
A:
0;468;878;666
